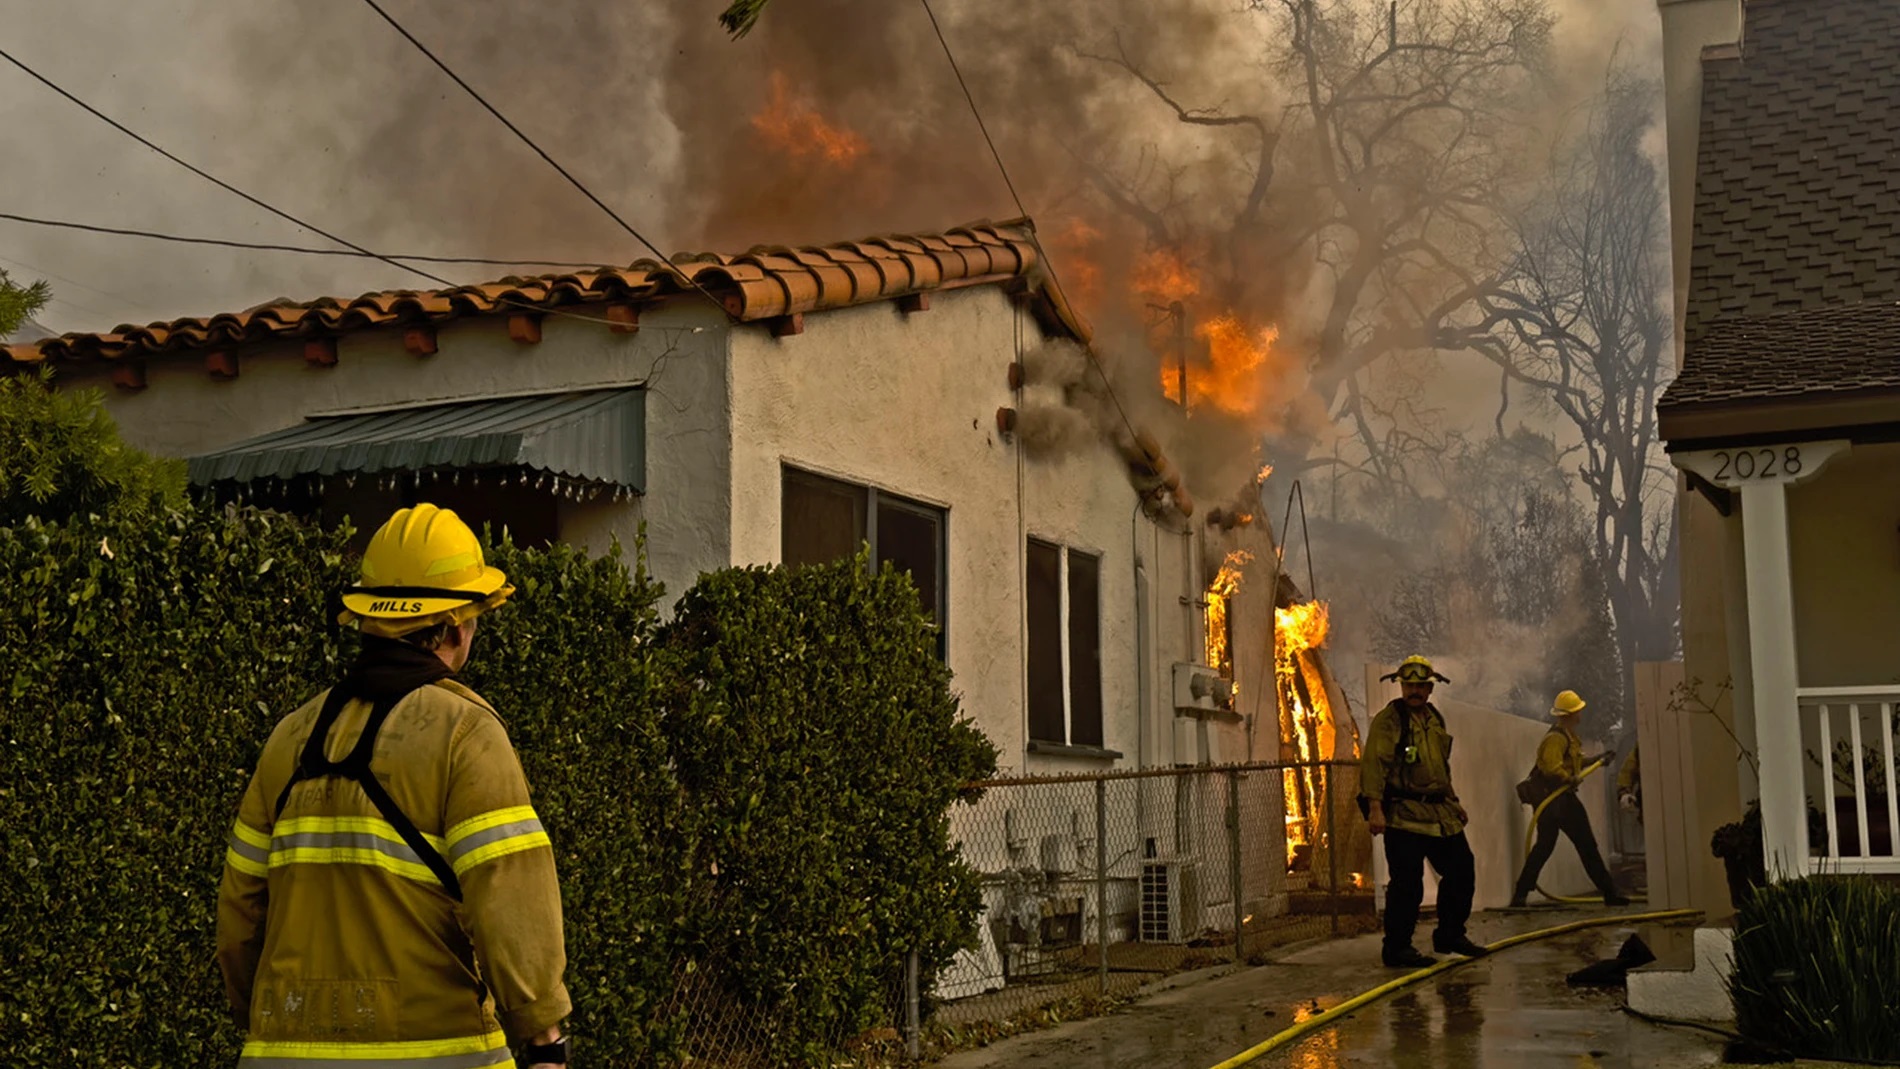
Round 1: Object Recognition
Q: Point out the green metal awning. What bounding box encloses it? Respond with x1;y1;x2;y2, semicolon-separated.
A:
187;388;645;491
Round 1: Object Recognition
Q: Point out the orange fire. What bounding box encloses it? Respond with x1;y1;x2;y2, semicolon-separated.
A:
1277;600;1337;870
1049;217;1105;309
1205;550;1253;684
1133;247;1200;304
751;71;867;166
1255;463;1275;485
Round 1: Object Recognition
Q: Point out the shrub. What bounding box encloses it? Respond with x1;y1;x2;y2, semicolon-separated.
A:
657;556;999;1064
0;369;186;526
0;506;355;1065
1731;875;1900;1062
458;536;693;1059
1;381;996;1066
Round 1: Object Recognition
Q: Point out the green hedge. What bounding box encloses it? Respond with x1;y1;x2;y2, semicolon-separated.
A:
658;560;999;1062
1732;875;1900;1062
0;507;355;1065
1;383;996;1066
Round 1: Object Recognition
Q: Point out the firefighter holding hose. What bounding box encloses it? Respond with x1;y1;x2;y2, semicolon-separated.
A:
1509;689;1629;908
1361;655;1488;968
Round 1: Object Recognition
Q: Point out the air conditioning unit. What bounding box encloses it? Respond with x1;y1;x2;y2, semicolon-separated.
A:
1139;858;1204;943
1172;662;1235;715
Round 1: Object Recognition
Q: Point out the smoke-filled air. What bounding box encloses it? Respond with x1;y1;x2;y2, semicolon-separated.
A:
0;0;1674;737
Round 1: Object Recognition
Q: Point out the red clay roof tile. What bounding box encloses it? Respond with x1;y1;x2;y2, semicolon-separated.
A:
4;218;1080;366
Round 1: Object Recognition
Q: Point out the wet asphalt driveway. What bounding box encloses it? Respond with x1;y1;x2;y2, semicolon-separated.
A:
937;908;1726;1069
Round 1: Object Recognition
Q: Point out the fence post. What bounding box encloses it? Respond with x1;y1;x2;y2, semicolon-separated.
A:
1326;762;1339;935
1227;768;1243;963
1096;776;1109;996
905;949;920;1060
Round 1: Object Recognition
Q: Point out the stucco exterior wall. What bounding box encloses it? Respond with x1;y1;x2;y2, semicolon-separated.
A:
65;303;734;606
724;287;1226;773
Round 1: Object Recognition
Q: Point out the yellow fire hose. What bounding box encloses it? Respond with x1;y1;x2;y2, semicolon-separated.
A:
1203;907;1701;1069
1523;757;1640;905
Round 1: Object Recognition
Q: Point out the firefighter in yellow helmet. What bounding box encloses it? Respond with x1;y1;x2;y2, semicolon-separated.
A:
1360;655;1487;967
1509;689;1628;908
216;504;571;1069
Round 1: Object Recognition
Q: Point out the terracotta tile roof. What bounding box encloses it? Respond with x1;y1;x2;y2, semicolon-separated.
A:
1682;0;1900;345
4;217;1087;365
1661;302;1900;412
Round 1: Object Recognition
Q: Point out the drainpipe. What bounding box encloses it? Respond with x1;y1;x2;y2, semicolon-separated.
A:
1132;499;1151;773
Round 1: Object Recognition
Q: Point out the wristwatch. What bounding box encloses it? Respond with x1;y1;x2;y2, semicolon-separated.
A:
516;1036;568;1066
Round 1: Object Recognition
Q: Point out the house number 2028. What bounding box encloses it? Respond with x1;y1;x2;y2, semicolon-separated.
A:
1713;446;1804;481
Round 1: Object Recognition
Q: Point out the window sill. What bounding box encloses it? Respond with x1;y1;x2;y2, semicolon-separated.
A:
1027;741;1125;761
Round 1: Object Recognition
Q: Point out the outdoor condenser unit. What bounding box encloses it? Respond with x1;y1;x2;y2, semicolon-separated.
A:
1139;858;1203;943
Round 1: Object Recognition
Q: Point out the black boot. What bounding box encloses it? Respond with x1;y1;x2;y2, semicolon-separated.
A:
1383;945;1437;969
1433;933;1491;958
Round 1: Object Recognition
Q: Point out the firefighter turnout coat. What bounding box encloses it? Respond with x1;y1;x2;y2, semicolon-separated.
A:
216;676;568;1067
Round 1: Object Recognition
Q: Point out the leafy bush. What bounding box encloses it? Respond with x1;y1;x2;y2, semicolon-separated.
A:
658;557;999;1063
1731;875;1900;1062
0;506;355;1065
0;369;186;526
1;383;997;1066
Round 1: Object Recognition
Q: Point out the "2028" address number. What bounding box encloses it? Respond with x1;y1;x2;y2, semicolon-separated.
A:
1711;446;1804;481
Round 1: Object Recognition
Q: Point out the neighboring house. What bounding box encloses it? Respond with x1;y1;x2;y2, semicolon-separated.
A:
1652;0;1900;941
3;218;1290;782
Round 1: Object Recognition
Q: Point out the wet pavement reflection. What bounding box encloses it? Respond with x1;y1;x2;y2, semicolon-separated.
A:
937;912;1725;1069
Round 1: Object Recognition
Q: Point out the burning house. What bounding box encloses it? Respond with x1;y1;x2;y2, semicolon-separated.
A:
9;213;1365;993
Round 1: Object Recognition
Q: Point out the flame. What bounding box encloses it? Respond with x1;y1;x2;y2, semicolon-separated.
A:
1133;247;1200;305
1050;217;1105;309
1205;550;1253;684
750;71;867;166
1276;600;1336;870
1256;463;1275;484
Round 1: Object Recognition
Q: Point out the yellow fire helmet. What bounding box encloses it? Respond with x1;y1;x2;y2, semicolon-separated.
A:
1381;654;1451;685
338;504;514;638
1551;689;1587;717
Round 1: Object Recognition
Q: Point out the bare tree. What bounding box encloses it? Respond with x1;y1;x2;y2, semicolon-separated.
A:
1078;0;1553;488
1475;61;1679;678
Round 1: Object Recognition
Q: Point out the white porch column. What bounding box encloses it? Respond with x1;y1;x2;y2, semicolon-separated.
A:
1737;481;1805;877
1675;440;1850;883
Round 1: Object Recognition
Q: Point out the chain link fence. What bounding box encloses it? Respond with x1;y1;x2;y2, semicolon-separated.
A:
656;760;1375;1066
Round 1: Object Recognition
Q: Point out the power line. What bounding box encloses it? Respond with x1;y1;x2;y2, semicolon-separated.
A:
356;0;729;316
0;48;664;332
917;0;1146;448
0;211;624;270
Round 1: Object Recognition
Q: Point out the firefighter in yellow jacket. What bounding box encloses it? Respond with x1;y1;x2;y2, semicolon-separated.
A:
1509;689;1629;908
216;504;570;1068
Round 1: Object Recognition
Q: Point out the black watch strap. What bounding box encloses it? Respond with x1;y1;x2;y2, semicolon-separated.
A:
516;1036;568;1066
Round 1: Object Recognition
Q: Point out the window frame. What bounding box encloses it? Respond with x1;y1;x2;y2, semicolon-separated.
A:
780;465;949;659
1025;538;1105;749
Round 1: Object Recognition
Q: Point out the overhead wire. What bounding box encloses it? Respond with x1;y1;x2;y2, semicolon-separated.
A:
354;0;730;317
917;0;1147;449
0;211;627;270
0;48;674;333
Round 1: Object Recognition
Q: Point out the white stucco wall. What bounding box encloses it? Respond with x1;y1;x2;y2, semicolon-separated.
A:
724;287;1225;773
67;302;733;606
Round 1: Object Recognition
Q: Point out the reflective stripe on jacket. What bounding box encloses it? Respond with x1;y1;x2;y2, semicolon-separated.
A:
216;678;568;1061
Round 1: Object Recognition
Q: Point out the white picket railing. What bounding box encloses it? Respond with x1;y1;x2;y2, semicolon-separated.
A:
1797;686;1900;874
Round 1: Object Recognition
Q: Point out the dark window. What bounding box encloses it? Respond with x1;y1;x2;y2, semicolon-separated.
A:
1027;539;1066;744
1067;550;1103;747
1027;539;1105;748
783;468;867;568
781;466;947;657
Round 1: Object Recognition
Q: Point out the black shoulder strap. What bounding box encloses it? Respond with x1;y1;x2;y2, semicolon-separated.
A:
271;682;463;901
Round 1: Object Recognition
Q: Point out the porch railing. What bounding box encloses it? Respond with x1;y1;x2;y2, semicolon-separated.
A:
1798;686;1900;874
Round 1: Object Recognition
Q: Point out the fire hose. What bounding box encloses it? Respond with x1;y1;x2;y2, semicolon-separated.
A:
1202;908;1701;1069
1522;756;1643;905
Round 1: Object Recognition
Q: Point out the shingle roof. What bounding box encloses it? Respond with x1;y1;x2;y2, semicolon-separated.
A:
1662;301;1900;409
3;218;1086;366
1682;0;1900;345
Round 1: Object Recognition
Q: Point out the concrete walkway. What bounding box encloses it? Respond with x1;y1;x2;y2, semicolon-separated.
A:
937;908;1726;1069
